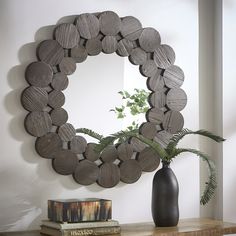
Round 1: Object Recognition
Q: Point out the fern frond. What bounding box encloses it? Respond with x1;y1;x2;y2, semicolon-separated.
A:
166;129;225;154
76;128;104;141
174;148;217;205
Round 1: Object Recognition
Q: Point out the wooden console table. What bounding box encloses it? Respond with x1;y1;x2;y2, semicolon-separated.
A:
1;218;236;236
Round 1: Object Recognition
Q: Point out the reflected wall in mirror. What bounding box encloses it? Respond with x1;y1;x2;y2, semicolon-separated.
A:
21;11;187;188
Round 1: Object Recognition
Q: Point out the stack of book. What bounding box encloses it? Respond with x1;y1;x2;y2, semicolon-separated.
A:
40;198;120;236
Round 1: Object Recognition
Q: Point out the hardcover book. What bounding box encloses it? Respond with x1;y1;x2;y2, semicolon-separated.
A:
40;225;121;236
48;198;112;223
41;219;119;230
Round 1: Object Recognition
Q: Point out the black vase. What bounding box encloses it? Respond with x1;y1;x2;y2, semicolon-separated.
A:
151;161;179;227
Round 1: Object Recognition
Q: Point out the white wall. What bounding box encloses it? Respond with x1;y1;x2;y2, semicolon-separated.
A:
223;0;236;223
0;0;199;232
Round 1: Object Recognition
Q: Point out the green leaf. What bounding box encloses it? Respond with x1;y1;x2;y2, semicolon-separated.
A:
174;148;217;205
76;128;104;141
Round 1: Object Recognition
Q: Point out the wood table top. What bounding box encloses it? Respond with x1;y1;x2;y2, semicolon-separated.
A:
1;218;236;236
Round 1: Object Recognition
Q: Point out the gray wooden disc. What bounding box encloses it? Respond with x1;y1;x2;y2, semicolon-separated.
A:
119;159;142;184
166;88;187;111
97;163;120;188
154;44;175;69
140;122;157;139
50;108;68;126
120;16;142;40
69;136;87;154
54;23;80;49
102;36;117;54
139;28;161;52
147;71;165;92
162;111;184;134
25;111;52;137
129;48;147;65
70;45;88;63
35;132;63;159
52;150;78;175
100;145;118;163
48;90;65;108
51;72;69;91
149;91;166;108
37;40;64;66
21;86;48;111
25;61;53;88
58;57;76;75
154;130;173;148
116;39;133;57
136;147;160;172
117;143;133;161
73;160;99;185
99;11;121;36
84;143;100;161
163;65;184;88
58;123;76;141
140;60;158;77
130;137;147;152
85;38;102;56
146;108;164;125
75;13;100;39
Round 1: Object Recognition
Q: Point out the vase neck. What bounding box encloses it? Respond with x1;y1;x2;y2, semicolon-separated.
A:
162;161;170;168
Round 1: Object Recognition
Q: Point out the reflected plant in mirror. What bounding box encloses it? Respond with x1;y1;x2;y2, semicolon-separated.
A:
110;89;149;131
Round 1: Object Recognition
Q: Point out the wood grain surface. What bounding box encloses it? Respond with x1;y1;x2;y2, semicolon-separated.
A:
69;135;87;154
162;110;184;134
100;145;119;163
154;44;175;69
35;132;62;159
166;88;187;111
140;60;158;77
136;147;160;172
139;27;161;52
154;130;173;148
120;16;142;40
70;45;88;63
147;71;165;92
99;11;121;36
75;13;99;39
58;123;76;141
129;48;147;65
84;143;100;162
130;137;147;152
54;23;80;49
73;160;99;185
149;91;166;108
21;86;48;111
163;65;185;88
146;107;164;125
85;38;102;56
52;150;78;175
117;143;133;161
48;90;65;108
102;36;117;54
50;108;68;126
58;57;76;75
25;61;53;88
97;162;120;188
51;72;69;91
139;122;157;139
116;38;133;57
120;159;142;184
25;111;52;137
37;40;64;66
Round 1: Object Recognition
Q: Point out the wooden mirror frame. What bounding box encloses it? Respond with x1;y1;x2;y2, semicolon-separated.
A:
21;11;187;187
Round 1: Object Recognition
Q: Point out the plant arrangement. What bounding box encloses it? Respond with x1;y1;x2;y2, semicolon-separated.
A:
76;89;225;205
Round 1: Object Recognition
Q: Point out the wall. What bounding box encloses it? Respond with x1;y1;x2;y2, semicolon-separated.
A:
0;0;199;232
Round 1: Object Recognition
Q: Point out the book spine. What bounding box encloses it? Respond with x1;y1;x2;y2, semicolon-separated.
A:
63;226;121;236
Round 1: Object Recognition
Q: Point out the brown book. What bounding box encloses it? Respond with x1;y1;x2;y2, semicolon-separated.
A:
40;225;121;236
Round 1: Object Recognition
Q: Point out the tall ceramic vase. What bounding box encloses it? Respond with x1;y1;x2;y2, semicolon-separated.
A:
151;161;179;227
